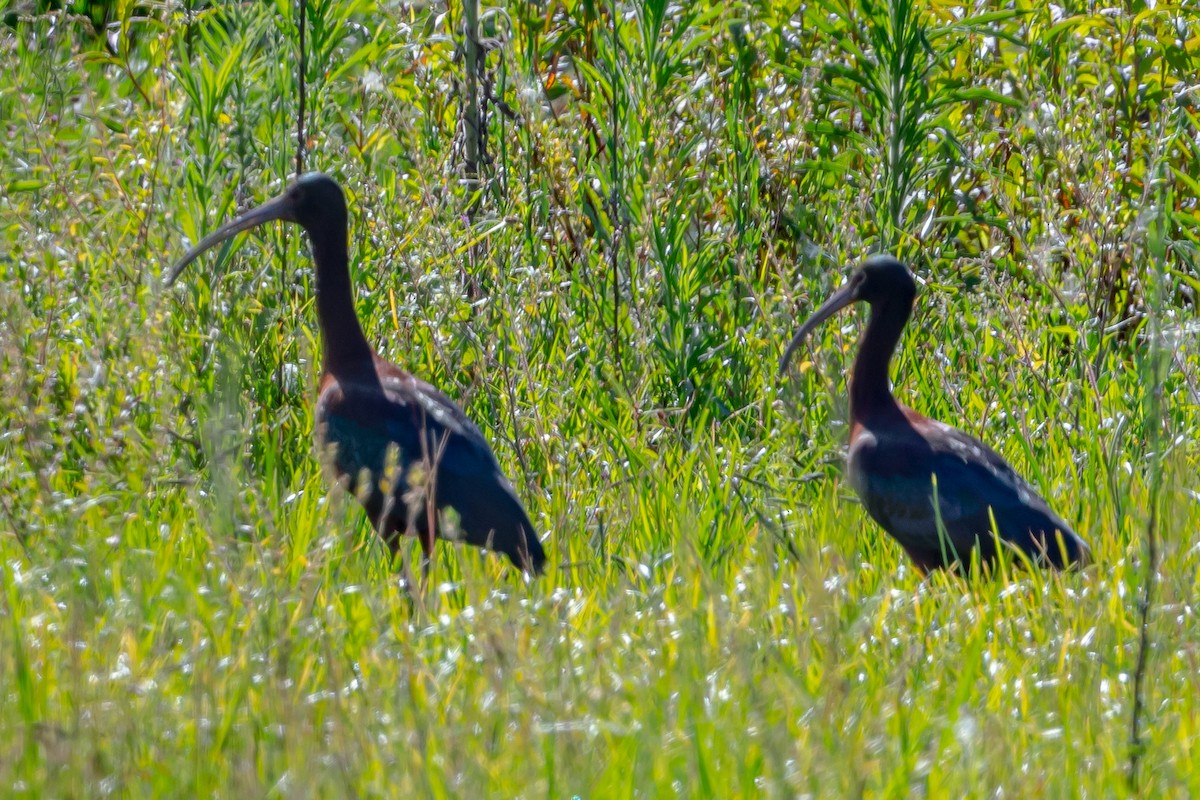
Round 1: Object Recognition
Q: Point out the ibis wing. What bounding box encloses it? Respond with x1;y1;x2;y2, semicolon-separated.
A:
856;421;1087;569
388;376;546;572
320;373;545;572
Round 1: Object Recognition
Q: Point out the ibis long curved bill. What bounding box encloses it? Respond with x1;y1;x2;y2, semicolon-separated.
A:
165;194;295;286
778;278;859;377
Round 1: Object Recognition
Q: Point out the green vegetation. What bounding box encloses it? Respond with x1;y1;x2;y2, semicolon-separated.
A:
2;0;1198;794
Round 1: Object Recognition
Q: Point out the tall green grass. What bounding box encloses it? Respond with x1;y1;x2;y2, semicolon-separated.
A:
1;0;1199;794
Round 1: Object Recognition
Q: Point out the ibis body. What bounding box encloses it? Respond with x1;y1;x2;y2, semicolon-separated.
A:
168;174;545;574
779;255;1090;572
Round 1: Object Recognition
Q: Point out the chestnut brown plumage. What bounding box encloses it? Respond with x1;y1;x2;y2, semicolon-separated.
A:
779;255;1090;572
168;174;545;575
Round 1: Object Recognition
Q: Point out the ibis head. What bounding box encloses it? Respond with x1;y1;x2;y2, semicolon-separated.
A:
778;255;917;377
165;173;347;286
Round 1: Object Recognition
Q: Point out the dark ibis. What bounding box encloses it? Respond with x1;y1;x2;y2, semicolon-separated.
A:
167;173;546;575
778;255;1090;572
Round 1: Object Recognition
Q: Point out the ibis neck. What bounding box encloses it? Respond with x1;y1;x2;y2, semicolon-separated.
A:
849;296;912;423
307;226;376;382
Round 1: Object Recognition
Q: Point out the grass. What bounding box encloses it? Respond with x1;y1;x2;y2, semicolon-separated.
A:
2;0;1199;795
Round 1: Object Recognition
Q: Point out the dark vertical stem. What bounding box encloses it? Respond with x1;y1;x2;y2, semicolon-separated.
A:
462;0;482;200
608;1;621;368
1127;480;1157;791
281;0;309;415
1127;349;1164;793
295;0;308;178
460;0;483;299
184;0;195;57
1128;189;1169;793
